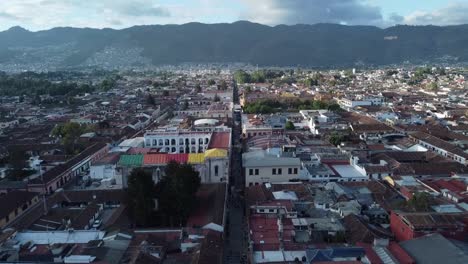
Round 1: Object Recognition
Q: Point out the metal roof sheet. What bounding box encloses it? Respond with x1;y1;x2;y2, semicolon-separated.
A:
188;153;205;164
118;154;143;166
143;154;168;165
205;148;227;159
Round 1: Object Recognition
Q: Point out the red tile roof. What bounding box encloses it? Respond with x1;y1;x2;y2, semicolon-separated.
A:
127;147;152;154
424;179;467;193
387;242;415;264
143;154;168;165
208;132;230;149
186;183;226;228
167;153;189;163
249;215;280;251
356;242;383;264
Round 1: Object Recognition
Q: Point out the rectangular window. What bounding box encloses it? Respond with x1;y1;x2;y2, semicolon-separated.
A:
255;169;259;175
272;169;277;175
288;168;292;174
294;168;298;174
249;169;253;175
278;168;282;175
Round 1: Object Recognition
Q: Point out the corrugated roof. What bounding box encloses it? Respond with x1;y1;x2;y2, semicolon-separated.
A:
143;154;168;165
188;153;205;164
204;148;227;159
208;132;230;149
118;154;143;166
167;154;189;163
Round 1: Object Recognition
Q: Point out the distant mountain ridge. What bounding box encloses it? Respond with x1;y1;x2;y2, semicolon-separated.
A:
1;21;468;69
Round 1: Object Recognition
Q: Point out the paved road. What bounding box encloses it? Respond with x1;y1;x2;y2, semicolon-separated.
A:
224;80;247;263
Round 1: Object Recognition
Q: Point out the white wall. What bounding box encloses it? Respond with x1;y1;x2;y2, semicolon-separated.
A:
90;164;116;180
245;165;300;186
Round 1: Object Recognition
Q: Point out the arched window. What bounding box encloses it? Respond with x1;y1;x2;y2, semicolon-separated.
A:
179;138;184;145
191;138;196;145
191;146;196;153
165;139;170;145
199;138;203;144
171;147;176;153
185;138;190;145
205;137;209;144
179;147;184;153
171;139;176;145
158;139;163;146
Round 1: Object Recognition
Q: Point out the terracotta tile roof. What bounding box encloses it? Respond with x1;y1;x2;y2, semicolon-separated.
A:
343;214;393;244
186;183;226;228
143;154;168;165
387;242;415;264
245;184;274;207
0;191;38;220
394;211;465;229
29;143;108;184
167;153;188;163
93;153;120;165
208;132;230;149
410;131;468;159
198;230;224;264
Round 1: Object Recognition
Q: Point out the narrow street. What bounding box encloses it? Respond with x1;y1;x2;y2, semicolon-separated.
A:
224;80;247;263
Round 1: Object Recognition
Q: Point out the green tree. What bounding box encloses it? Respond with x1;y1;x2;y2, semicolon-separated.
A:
213;94;221;102
304;78;318;87
195;83;202;93
52;122;94;154
313;100;328;109
327;103;342;112
7;149;30;180
427;82;438;91
251;71;266;83
100;78;116;91
207;79;216;86
218;80;228;90
329;133;344;146
127;168;155;227
156;161;201;226
407;192;431;212
234;70;251;84
285;121;295;130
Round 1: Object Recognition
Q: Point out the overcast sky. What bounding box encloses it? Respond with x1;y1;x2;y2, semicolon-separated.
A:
0;0;468;31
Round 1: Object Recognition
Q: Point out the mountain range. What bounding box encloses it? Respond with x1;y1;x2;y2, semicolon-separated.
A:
1;21;468;69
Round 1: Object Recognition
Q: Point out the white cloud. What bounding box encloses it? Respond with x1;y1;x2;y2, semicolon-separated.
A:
0;0;176;30
0;0;467;31
403;2;468;26
239;0;384;26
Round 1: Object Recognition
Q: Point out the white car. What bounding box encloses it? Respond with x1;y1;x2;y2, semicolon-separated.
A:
92;219;102;229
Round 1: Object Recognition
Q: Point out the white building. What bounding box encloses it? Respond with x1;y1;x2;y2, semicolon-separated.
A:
144;129;212;153
243;149;301;187
339;95;384;109
299;110;344;134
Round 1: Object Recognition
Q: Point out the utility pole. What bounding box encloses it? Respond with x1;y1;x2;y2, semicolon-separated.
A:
40;165;48;216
